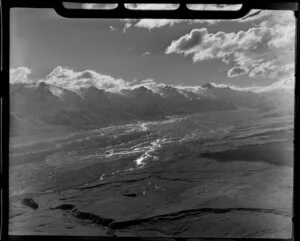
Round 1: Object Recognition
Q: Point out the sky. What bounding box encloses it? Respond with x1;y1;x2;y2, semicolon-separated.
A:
10;4;295;90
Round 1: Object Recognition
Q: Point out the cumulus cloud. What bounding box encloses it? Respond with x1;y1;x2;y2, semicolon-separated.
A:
9;67;169;93
169;28;208;52
166;27;274;58
43;66;129;91
165;23;295;79
259;11;295;49
10;67;33;84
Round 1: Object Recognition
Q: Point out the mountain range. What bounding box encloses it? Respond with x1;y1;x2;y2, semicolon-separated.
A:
10;81;294;139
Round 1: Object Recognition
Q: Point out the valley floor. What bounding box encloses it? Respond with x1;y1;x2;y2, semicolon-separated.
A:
9;109;294;237
9;142;293;238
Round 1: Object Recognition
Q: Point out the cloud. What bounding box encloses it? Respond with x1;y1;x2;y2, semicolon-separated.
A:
165;24;295;79
81;3;179;11
9;67;167;93
109;26;116;31
186;4;242;11
122;19;136;33
208;78;294;93
10;66;294;96
121;3;237;31
10;67;33;84
265;63;295;82
134;19;183;30
122;19;216;31
124;4;179;10
84;3;242;12
129;78;166;92
120;10;296;52
166;27;275;58
142;51;151;56
228;66;248;77
121;9;294;31
170;28;208;52
261;14;295;49
248;60;277;78
43;66;129;91
81;3;117;10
